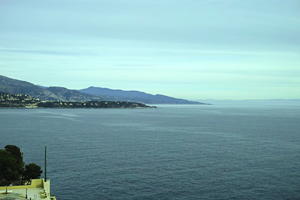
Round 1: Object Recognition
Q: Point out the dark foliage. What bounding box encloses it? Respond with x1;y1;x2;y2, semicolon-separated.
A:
0;145;42;186
0;150;20;186
24;163;43;181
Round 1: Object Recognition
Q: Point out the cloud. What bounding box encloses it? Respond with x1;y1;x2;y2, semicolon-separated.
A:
0;47;83;57
0;0;299;99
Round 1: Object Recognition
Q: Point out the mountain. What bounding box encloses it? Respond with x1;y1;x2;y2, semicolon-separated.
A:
0;75;206;104
0;75;101;101
46;86;102;101
80;86;204;104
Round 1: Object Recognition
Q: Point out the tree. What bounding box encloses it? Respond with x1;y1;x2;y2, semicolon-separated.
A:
0;150;21;186
5;145;23;163
0;145;42;186
4;145;24;181
23;163;43;182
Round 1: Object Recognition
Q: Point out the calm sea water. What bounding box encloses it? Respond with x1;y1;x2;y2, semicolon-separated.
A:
0;104;300;200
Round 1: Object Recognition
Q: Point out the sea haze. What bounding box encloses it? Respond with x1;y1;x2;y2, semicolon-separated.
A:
0;104;299;200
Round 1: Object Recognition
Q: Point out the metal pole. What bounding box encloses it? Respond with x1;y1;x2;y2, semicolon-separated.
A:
44;146;47;182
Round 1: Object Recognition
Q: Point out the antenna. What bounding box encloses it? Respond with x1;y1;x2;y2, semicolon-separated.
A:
44;146;47;182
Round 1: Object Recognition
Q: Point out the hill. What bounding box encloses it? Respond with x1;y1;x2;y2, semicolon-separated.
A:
0;75;206;104
0;75;101;101
80;87;204;104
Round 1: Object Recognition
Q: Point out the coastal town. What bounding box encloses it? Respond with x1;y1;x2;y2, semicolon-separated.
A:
0;93;153;109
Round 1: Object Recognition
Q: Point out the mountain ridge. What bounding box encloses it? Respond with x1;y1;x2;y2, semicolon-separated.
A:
0;75;206;104
0;75;102;101
80;86;204;104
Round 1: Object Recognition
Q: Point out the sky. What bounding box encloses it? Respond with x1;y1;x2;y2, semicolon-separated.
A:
0;0;300;100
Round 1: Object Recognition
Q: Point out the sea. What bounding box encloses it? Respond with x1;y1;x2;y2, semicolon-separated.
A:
0;103;299;200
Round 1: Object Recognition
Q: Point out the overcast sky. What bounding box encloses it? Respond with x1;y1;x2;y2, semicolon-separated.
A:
0;0;299;100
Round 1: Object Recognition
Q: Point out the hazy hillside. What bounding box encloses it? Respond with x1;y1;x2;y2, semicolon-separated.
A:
46;87;102;101
0;75;56;100
0;75;206;104
80;86;204;104
0;75;101;101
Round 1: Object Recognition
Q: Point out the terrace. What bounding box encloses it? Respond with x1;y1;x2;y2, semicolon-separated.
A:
0;179;56;200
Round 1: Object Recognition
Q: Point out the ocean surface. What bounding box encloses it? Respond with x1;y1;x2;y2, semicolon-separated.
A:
0;104;300;200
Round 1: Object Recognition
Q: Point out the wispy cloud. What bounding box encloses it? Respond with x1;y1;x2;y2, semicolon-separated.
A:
0;47;83;57
0;0;299;99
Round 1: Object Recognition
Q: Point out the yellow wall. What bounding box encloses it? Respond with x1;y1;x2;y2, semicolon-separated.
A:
0;179;43;190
